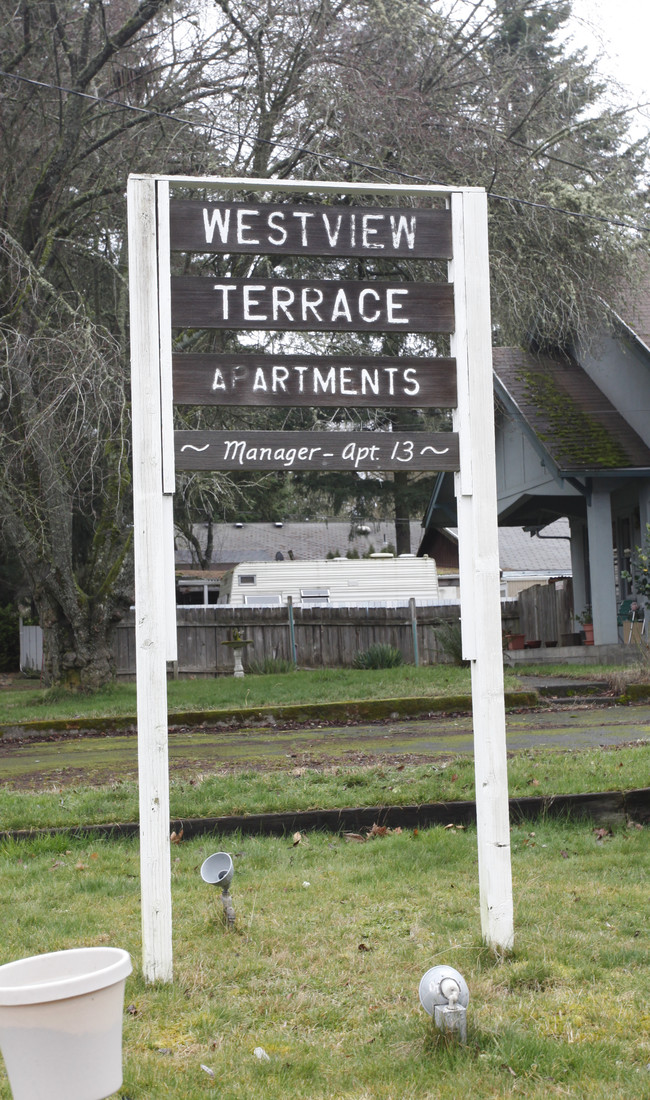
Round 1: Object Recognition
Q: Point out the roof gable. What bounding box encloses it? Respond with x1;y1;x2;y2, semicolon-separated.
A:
493;348;650;474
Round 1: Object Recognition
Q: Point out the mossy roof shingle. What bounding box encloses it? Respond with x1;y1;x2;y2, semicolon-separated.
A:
493;347;650;473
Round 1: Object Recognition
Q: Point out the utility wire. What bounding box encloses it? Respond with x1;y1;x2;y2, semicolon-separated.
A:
1;67;649;234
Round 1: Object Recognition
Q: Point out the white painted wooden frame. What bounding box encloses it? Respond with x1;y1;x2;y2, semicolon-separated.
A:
450;190;514;951
127;174;514;983
128;177;173;982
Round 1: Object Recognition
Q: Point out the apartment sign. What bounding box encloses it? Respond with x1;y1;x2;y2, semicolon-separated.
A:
129;176;514;984
172;276;454;334
175;430;459;472
172;354;457;408
170;201;453;258
171;197;458;465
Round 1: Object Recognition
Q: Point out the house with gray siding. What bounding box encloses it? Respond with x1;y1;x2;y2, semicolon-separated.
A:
423;274;650;646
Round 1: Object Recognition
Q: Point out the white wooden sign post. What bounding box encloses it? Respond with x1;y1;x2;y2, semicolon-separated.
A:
128;175;514;982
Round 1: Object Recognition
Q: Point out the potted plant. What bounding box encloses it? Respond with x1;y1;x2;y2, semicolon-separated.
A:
577;606;594;645
503;629;525;651
621;523;649;633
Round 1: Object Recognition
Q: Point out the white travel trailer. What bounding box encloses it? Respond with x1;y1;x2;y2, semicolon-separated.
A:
217;555;442;607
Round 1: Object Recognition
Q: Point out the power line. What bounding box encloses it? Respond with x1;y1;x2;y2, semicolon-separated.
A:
1;67;649;234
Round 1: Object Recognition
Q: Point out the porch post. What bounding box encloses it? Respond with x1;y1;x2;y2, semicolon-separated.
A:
586;489;618;644
569;518;588;625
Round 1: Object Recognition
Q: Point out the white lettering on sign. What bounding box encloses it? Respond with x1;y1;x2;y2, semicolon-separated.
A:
341;441;381;467
222;439;324;467
209;363;421;398
202;207;230;244
178;435;453;469
211;283;411;326
201;208;419;252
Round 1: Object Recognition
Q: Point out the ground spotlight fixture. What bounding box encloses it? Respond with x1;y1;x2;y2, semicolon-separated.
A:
200;852;235;928
418;965;469;1043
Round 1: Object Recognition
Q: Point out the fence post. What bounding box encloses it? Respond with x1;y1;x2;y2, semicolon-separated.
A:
409;598;420;666
287;597;298;667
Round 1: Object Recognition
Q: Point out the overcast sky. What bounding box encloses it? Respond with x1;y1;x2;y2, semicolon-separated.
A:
568;0;649;133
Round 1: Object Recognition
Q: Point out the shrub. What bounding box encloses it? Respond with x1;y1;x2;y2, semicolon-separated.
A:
247;656;295;675
434;619;469;666
352;643;404;669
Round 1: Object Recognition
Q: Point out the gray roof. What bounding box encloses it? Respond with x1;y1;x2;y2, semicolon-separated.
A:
175;520;424;566
176;518;572;574
497;518;571;572
493;347;650;474
618;259;650;348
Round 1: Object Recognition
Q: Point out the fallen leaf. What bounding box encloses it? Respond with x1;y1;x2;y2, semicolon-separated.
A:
170;827;184;844
344;832;366;843
200;1064;215;1078
75;862;87;870
292;831;302;846
90;852;99;860
126;1003;138;1016
358;942;372;952
368;823;388;838
560;850;569;859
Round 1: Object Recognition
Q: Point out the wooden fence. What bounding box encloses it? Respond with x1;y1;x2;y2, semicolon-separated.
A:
517;580;574;646
113;602;521;678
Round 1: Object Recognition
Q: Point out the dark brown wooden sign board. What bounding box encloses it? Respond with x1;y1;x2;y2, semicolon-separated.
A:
175;430;459;472
170;201;452;258
171;276;454;333
172;353;457;407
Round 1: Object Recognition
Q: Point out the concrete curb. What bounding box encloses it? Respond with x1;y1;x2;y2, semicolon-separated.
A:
3;787;648;844
0;691;542;740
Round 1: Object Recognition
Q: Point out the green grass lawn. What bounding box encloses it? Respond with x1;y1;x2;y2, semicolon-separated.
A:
1;667;478;724
0;821;648;1099
0;663;623;726
0;742;649;832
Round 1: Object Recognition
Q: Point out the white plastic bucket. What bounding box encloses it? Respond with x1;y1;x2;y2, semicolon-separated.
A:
0;946;132;1100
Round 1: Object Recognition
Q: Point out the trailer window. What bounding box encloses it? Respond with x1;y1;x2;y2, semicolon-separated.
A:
238;574;256;586
301;588;330;604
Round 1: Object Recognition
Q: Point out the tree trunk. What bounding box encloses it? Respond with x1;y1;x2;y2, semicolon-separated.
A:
393;471;412;555
38;595;122;691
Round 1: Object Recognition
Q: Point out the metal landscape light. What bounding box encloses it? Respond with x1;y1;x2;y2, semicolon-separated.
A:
418;965;469;1044
200;853;236;928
